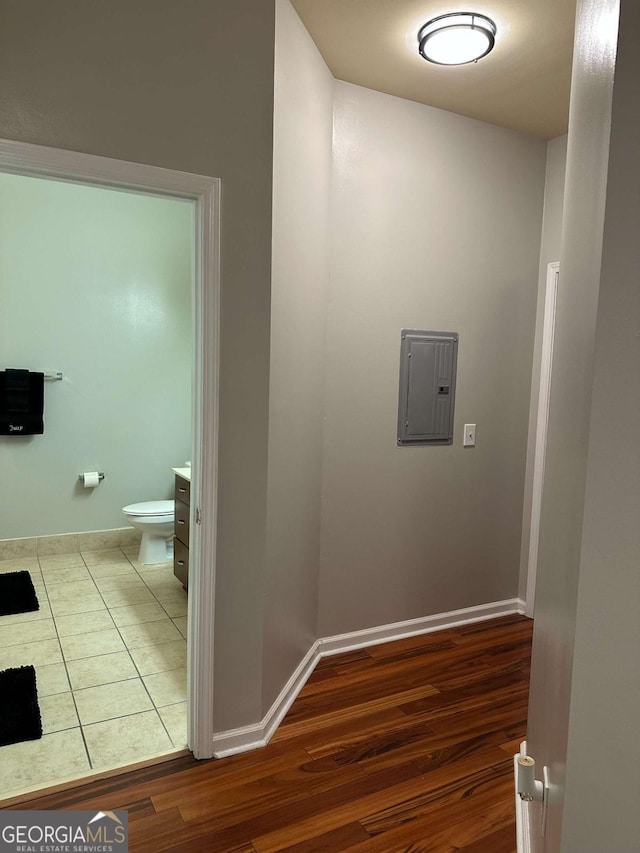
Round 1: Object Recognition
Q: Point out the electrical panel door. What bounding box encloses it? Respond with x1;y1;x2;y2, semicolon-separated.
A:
397;330;458;445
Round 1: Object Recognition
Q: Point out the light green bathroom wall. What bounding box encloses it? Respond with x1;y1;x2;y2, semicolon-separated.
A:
0;172;193;538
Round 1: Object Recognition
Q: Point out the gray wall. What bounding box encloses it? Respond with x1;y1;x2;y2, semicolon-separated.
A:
519;135;568;601
538;136;569;283
0;0;277;730
262;0;333;712
526;0;620;847
319;82;546;636
0;173;192;538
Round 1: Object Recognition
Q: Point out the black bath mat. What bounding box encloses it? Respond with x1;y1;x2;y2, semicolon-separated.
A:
0;665;43;747
0;570;39;617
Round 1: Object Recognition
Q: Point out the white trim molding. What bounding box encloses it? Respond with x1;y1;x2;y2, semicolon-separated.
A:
0;138;221;761
212;644;320;758
212;597;524;758
187;161;221;761
318;598;524;657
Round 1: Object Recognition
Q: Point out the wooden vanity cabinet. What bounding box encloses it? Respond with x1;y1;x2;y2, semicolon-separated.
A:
174;473;190;589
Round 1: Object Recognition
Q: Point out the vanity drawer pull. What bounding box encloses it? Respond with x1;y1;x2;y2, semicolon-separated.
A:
173;535;189;590
175;475;190;504
178;519;186;525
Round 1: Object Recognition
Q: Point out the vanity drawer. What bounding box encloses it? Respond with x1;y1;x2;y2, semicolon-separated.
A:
175;498;190;546
175;475;190;505
174;537;189;589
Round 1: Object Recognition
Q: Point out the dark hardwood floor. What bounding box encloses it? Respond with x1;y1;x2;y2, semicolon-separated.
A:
16;613;532;852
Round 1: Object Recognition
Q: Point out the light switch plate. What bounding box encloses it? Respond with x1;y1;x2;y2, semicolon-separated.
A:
463;424;476;446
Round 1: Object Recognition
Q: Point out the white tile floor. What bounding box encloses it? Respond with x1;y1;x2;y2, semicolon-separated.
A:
0;546;188;799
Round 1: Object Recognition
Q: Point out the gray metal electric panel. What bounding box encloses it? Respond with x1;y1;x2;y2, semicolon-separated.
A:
397;329;458;446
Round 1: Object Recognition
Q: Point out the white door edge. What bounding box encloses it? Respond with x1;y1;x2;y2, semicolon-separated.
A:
525;261;560;618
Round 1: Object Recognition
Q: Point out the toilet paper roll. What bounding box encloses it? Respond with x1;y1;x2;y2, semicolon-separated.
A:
82;472;101;489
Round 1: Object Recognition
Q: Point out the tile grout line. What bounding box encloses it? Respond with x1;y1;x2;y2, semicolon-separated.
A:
43;548;172;762
84;551;170;740
39;555;94;772
68;704;184;730
128;555;188;624
89;550;183;749
0;546;185;797
0;561;65;797
125;552;186;747
34;548;186;758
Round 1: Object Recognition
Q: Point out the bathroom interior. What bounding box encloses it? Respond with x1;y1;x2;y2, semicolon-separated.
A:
0;171;194;797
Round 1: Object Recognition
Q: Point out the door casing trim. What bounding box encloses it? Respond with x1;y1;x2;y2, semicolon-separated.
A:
0;137;220;759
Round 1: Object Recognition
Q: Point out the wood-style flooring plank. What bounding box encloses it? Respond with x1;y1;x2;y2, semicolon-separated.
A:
457;823;518;852
364;631;461;660
10;614;531;853
176;755;370;824
321;775;516;853
251;748;511;853
161;841;258;853
273;682;441;740
271;706;408;748
151;748;314;812
127;808;186;853
276;822;371;853
398;682;529;724
141;763;423;853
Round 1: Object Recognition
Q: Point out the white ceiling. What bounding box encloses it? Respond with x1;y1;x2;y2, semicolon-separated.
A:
290;0;576;139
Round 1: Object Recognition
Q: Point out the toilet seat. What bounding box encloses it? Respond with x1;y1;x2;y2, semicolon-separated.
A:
122;499;175;565
123;500;174;518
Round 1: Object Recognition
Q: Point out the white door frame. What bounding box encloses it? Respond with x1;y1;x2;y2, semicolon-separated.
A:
0;138;220;759
525;261;559;618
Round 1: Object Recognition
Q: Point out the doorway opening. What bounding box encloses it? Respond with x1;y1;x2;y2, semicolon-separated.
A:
0;139;219;799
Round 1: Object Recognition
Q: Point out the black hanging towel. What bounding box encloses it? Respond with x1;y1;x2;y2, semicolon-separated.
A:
0;369;45;435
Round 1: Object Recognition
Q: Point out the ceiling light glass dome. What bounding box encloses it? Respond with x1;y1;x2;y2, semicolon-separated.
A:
418;12;497;66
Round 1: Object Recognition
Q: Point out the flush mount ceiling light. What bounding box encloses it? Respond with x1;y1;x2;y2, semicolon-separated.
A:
418;12;497;66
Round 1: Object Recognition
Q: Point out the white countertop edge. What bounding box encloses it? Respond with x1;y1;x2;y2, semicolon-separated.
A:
172;467;191;482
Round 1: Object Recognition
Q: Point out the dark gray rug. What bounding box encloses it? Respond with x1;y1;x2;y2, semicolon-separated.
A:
0;665;43;747
0;570;39;617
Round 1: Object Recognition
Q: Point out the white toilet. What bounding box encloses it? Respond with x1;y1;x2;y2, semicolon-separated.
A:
122;500;175;565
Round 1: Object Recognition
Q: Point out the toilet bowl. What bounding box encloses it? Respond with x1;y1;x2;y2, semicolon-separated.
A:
122;500;175;565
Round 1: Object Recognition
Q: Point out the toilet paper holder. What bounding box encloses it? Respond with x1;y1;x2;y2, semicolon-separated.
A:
78;472;105;482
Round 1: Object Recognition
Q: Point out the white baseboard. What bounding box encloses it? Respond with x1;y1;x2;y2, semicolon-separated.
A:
212;641;320;758
320;598;525;656
212;597;525;758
